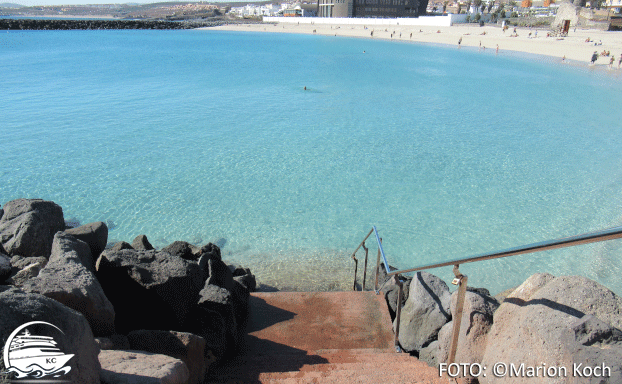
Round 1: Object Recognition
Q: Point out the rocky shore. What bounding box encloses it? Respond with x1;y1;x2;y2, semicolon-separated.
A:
1;198;621;383
0;198;255;383
376;264;622;383
0;19;230;30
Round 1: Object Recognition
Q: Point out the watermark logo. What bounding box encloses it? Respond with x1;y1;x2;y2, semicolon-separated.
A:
3;321;74;380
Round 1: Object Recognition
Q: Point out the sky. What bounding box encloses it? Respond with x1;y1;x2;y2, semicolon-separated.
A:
8;0;237;7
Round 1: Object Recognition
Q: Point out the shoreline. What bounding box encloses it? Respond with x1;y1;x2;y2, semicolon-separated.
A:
204;22;622;69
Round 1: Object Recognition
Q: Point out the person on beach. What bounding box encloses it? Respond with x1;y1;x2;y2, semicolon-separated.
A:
496;44;499;54
591;51;598;65
610;56;615;69
618;54;622;69
458;36;462;48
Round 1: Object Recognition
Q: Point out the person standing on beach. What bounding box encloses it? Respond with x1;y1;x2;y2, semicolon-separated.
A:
591;51;598;65
458;36;462;48
618;54;622;69
610;56;615;69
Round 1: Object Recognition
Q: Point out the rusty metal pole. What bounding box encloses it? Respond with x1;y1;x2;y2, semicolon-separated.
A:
374;238;382;294
362;244;369;291
352;256;358;291
447;265;468;367
394;278;404;352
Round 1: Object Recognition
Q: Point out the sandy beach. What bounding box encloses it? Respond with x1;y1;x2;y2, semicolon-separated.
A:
208;22;622;68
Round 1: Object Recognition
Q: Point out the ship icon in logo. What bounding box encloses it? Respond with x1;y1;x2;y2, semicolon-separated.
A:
3;321;73;379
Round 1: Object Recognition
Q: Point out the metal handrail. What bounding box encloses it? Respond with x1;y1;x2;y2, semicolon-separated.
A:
373;226;390;273
385;225;622;277
349;224;622;362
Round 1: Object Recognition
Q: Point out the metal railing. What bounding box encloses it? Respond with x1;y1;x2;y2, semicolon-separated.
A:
350;225;622;362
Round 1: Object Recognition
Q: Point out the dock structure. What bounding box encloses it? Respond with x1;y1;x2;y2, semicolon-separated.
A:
207;291;448;383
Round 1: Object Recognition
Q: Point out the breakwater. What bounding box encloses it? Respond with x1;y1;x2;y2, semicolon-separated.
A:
0;18;227;30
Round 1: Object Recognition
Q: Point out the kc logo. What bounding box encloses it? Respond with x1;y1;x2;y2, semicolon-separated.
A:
2;321;74;380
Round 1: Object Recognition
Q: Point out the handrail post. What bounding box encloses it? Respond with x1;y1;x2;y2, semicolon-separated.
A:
362;244;369;291
447;265;468;367
352;256;358;291
374;238;382;294
394;277;403;352
350;228;374;291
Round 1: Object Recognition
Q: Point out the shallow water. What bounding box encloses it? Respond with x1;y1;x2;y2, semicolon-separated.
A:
2;29;622;294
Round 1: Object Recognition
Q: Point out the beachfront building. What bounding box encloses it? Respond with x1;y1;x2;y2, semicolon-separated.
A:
318;0;353;16
318;0;428;17
228;4;280;17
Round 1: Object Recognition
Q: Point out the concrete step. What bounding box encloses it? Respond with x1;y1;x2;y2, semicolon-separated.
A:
206;291;449;384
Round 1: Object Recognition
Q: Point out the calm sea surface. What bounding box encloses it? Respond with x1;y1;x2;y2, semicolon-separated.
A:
2;29;622;293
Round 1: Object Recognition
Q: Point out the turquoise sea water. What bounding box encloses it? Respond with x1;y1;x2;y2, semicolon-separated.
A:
2;29;622;294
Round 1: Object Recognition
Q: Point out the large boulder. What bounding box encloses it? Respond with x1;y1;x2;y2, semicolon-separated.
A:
381;273;411;315
0;199;65;257
127;330;207;384
10;255;48;272
198;243;221;261
0;253;10;283
96;334;130;351
64;221;108;262
7;261;45;287
162;241;199;261
480;273;622;384
0;286;101;383
197;283;238;350
21;232;116;336
186;307;228;363
99;350;189;384
436;288;499;381
110;241;133;251
396;271;452;352
95;249;204;333
205;258;233;291
419;340;439;368
233;272;256;293
132;234;154;251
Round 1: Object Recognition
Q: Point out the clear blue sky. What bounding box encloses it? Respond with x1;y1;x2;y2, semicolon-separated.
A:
11;0;237;7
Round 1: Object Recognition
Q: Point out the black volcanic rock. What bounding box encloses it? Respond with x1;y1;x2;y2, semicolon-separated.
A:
111;241;133;251
162;241;197;261
0;198;65;258
95;248;204;333
0;286;101;383
0;18;227;31
131;234;154;251
197;283;238;354
65;221;108;262
21;232;116;336
0;252;10;283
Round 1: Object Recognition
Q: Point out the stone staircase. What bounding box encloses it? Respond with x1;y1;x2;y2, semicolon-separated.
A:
206;291;450;383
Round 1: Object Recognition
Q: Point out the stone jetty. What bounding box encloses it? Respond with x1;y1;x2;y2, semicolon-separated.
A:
0;19;227;31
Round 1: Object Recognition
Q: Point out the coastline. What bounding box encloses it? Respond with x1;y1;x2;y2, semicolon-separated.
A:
204;22;622;68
